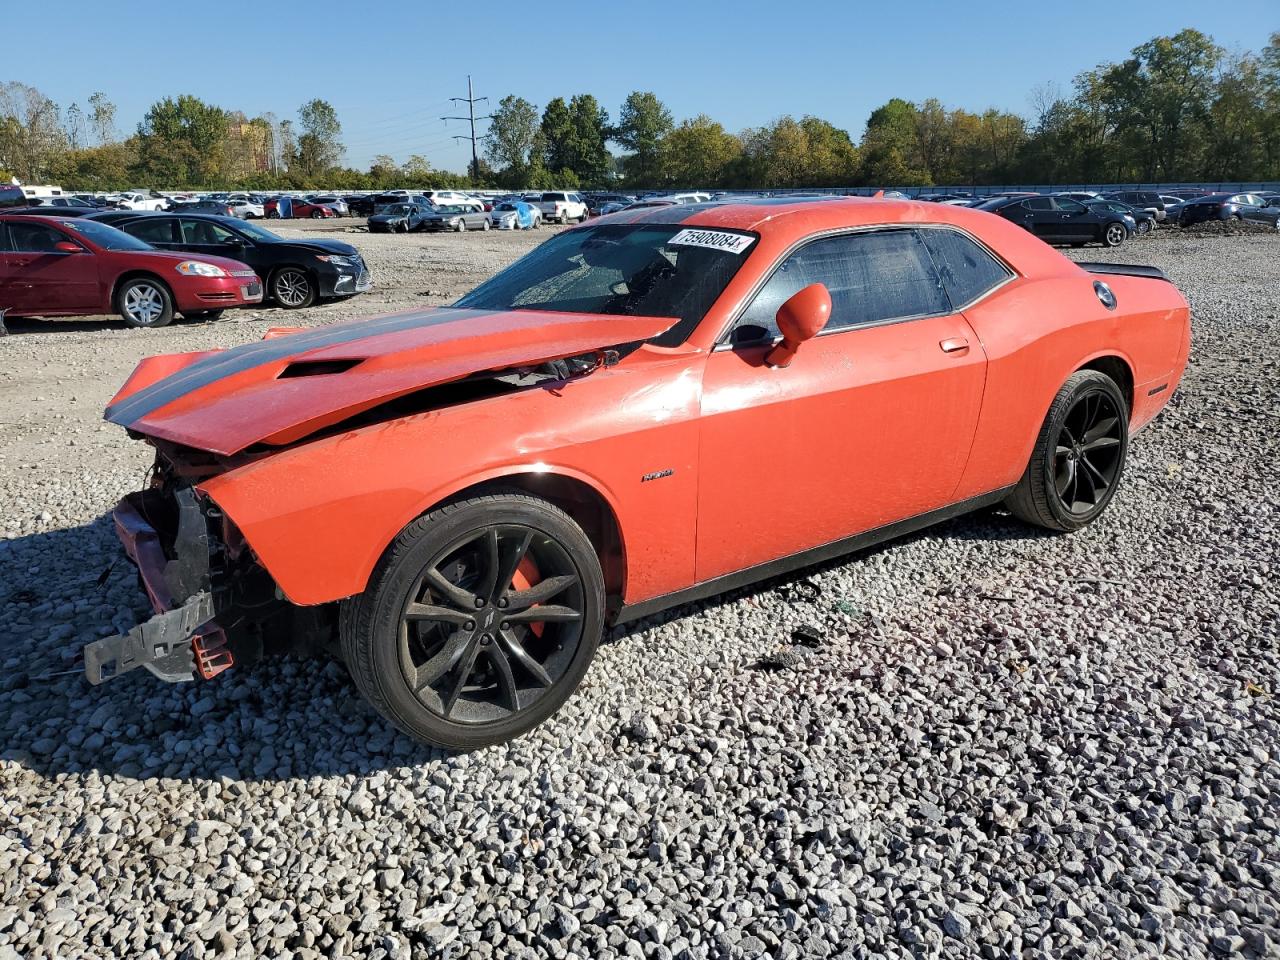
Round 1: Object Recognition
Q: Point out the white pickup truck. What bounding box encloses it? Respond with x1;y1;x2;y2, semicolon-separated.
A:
535;191;588;224
113;191;168;211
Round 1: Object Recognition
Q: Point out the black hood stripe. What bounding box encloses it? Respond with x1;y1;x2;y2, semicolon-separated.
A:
106;307;479;426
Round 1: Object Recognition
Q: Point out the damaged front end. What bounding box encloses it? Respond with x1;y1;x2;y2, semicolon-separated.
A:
83;449;332;686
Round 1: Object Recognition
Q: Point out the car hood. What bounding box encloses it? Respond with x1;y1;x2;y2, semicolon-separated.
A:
267;237;359;256
104;307;676;456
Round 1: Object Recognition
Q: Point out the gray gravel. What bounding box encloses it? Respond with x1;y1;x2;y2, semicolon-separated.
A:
1;226;1278;959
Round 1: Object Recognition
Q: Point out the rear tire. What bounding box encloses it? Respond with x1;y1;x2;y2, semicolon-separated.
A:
340;493;605;750
116;277;174;328
1005;371;1128;532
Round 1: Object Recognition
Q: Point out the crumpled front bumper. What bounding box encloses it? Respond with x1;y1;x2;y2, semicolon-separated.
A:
82;492;233;685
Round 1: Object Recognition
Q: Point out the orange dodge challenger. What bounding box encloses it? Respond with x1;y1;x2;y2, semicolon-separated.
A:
87;197;1190;749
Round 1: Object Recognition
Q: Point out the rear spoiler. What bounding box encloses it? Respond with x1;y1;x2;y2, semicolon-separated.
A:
1076;262;1169;282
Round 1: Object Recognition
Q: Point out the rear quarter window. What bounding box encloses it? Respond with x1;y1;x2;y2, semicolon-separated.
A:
918;228;1013;310
0;186;26;208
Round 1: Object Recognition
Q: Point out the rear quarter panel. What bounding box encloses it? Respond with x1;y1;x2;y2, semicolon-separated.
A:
955;271;1189;500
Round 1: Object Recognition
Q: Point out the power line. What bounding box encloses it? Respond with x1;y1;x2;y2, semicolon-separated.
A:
442;75;493;178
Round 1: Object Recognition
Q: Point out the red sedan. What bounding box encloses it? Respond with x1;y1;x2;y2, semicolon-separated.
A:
87;198;1189;748
0;215;262;327
264;198;337;219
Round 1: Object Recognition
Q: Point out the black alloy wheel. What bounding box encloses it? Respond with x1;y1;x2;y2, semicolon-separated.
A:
395;524;586;725
1006;370;1129;532
340;493;605;750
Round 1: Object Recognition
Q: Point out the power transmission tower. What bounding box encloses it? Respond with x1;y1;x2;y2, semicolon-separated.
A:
443;75;493;179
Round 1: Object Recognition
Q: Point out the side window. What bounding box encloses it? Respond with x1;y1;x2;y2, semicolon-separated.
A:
736;229;948;342
8;221;71;252
1054;198;1087;213
180;218;235;245
126;218;177;244
1025;198;1053;211
918;229;1013;310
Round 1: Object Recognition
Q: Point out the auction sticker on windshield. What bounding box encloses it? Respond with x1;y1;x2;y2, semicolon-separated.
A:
668;229;755;255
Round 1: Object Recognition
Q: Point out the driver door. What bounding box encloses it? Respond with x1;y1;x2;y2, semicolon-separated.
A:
695;228;987;583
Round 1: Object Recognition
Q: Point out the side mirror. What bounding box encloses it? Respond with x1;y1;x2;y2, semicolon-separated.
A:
222;235;245;245
765;283;832;368
53;241;82;254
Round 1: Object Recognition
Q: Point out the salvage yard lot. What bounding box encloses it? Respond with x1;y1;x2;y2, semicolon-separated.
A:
1;226;1278;958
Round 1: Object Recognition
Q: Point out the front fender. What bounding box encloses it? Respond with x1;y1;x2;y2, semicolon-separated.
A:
198;353;704;607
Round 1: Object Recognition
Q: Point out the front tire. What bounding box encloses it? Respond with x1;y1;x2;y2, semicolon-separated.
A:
1006;370;1128;532
116;277;174;328
271;267;316;309
1103;222;1127;247
340;493;605;750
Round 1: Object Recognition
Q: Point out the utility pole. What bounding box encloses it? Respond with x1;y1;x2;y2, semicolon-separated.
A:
443;75;493;179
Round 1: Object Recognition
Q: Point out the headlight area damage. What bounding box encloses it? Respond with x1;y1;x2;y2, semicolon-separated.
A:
83;463;321;684
82;307;673;687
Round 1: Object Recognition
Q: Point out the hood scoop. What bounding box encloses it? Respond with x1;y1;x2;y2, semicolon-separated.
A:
278;358;365;378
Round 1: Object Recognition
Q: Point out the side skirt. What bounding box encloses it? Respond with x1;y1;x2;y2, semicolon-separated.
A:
611;487;1015;626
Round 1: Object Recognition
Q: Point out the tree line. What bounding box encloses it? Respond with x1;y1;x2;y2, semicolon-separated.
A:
2;29;1277;192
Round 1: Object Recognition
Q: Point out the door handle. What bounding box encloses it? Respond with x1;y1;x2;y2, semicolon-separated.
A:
10;259;31;267
940;337;969;354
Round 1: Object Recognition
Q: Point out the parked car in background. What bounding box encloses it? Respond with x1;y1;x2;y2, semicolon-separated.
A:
265;198;339;220
421;205;490;232
113;191;168;212
107;212;371;309
175;200;239;217
0;214;261;326
1241;196;1280;229
978;195;1130;247
1088;199;1153;235
489;200;541;230
1102;190;1166;222
32;195;99;211
1054;191;1102;203
422;190;484;211
536;191;588;224
371;192;413;214
225;199;265;219
86;196;1190;748
586;194;635;216
1178;192;1269;226
368;203;432;233
0;185;28;209
344;195;376;216
307;195;350;216
666;192;713;204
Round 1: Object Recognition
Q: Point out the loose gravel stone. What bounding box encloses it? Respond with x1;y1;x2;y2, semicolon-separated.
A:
1;224;1278;959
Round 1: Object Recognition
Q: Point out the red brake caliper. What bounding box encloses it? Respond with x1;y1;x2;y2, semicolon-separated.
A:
511;556;544;638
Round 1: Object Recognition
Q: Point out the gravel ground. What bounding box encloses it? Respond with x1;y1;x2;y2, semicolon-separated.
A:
1;224;1278;960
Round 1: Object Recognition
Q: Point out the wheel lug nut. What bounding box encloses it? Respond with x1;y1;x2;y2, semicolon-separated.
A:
497;598;508;608
464;620;475;631
474;597;485;608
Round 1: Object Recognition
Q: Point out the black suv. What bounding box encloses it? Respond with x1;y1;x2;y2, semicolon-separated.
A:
94;211;372;309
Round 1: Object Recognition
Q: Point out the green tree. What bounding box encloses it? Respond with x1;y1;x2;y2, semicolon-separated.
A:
485;95;540;180
859;98;930;185
662;115;741;186
615;91;673;186
541;95;611;185
293;98;343;179
136;94;228;186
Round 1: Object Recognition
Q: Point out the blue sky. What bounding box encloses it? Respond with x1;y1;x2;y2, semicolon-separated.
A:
6;0;1274;173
